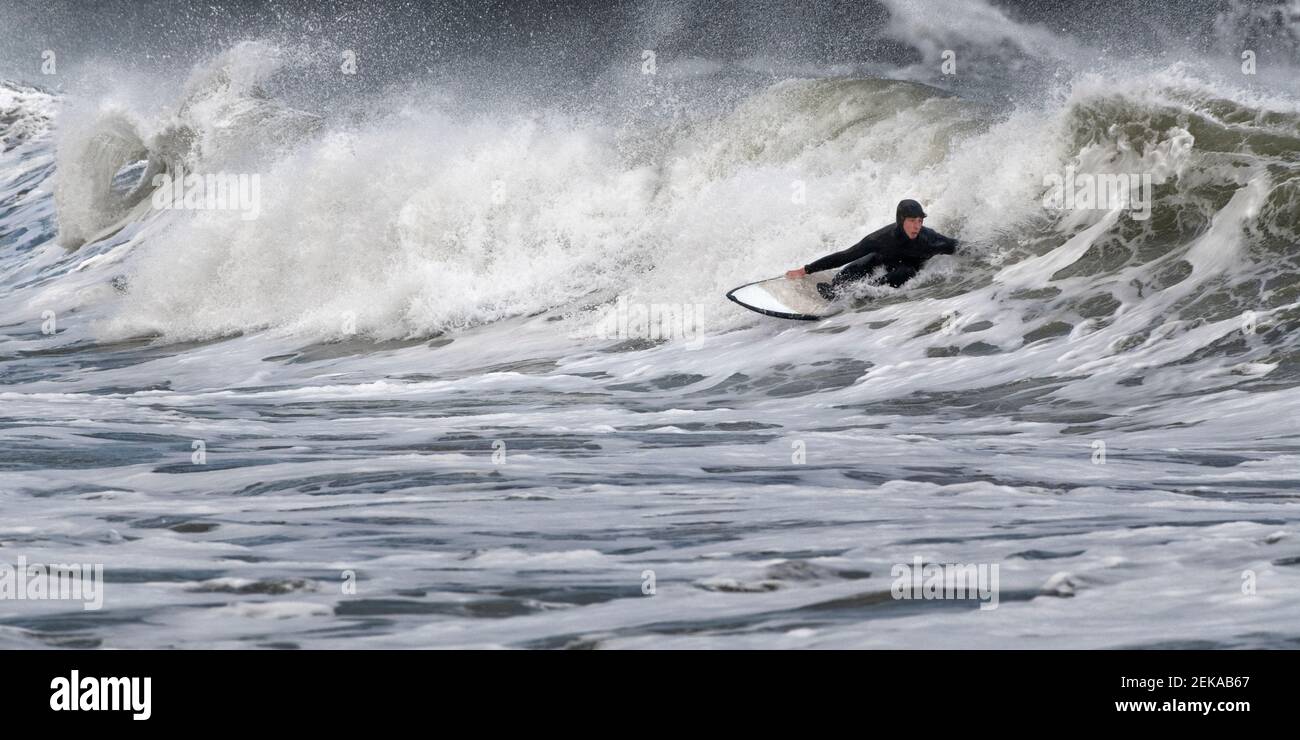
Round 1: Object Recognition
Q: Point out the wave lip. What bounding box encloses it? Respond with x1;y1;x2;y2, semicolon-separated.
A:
52;41;323;249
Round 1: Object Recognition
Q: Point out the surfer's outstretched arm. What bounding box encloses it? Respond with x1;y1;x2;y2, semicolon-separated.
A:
804;235;878;274
926;228;959;255
786;234;881;278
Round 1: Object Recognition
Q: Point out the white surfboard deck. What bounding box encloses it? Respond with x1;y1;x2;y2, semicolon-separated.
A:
726;275;840;321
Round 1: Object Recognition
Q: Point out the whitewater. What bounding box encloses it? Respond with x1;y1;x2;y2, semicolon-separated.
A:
1;0;1299;648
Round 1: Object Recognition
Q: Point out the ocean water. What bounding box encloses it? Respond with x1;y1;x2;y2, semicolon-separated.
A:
2;0;1299;648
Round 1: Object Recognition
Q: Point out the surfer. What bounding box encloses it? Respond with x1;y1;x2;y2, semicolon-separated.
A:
786;199;958;300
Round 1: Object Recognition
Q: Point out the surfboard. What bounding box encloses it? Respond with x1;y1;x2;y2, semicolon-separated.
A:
726;275;839;321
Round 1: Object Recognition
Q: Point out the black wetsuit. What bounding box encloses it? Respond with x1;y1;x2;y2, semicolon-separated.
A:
805;223;958;295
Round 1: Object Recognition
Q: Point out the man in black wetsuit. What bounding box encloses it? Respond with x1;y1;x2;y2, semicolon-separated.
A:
786;199;958;299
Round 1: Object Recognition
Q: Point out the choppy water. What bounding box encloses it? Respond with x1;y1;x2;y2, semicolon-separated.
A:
2;0;1300;648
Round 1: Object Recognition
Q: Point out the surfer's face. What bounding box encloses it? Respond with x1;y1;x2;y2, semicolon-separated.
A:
902;216;923;240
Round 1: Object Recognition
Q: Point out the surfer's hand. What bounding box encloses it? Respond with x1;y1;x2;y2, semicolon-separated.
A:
785;268;806;279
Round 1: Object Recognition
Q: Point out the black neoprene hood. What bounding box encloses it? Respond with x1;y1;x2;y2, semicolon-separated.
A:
896;199;927;226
